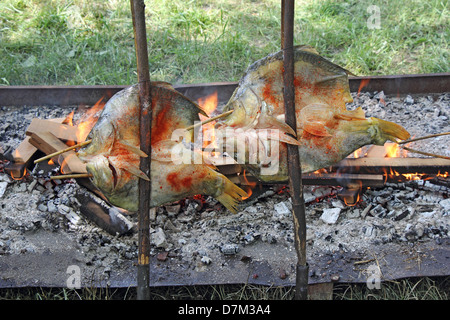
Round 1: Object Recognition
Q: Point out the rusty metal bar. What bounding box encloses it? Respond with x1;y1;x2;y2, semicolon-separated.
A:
130;0;152;300
281;0;308;300
1;73;448;106
332;157;450;175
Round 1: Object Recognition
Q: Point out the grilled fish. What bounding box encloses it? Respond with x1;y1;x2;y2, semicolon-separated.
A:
216;46;410;181
78;82;247;212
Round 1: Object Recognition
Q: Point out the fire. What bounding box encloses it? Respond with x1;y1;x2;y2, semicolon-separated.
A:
385;142;402;158
352;147;365;158
198;91;218;116
75;96;105;142
65;110;75;126
10;168;27;181
343;191;360;207
438;171;449;178
357;78;370;97
197;91;219;151
64;111;76;147
241;169;257;200
61;97;105;150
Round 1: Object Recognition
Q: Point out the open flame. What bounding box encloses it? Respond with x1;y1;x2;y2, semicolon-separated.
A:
10;168;27;181
357;78;370;97
342;138;449;207
197;91;220;154
75;96;105;142
241;169;257;200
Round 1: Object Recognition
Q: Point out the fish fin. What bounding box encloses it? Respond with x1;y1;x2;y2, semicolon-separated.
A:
265;130;301;145
216;178;248;214
335;107;366;121
349;107;366;119
313;74;347;85
303;122;332;137
375;118;411;142
117;141;148;158
151;81;175;90
122;162;150;181
279;132;301;145
257;113;297;137
294;44;320;55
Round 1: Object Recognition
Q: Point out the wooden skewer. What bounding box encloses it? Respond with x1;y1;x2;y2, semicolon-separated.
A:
394;131;450;160
397;132;450;145
50;173;93;180
34;139;92;164
400;146;450;160
184;109;234;132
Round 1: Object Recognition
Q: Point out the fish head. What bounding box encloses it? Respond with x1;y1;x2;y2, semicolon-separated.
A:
85;154;116;195
85;154;139;211
77;117;115;160
220;86;261;129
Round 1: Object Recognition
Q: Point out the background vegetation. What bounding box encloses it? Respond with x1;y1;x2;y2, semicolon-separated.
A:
1;0;448;86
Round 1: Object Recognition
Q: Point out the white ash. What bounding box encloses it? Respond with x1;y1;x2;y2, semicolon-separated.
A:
0;92;449;277
0;105;75;156
347;92;450;157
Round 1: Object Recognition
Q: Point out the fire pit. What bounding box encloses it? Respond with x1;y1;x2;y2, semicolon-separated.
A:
0;75;449;289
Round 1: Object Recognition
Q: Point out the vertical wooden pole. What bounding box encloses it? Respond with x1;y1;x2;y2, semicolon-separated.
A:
281;0;309;300
130;0;152;300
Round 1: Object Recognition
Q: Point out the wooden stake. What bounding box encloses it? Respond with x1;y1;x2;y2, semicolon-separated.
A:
281;0;308;300
34;139;92;164
26;119;79;142
29;132;87;173
184;109;234;131
50;173;92;180
131;0;152;301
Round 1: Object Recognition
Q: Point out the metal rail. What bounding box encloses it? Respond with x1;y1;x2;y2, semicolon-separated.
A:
1;73;448;107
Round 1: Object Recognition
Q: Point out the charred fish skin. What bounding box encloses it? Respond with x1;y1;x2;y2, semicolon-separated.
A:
78;83;247;213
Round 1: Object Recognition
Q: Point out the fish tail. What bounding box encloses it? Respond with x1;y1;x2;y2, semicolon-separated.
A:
343;116;410;145
216;178;248;214
373;118;410;142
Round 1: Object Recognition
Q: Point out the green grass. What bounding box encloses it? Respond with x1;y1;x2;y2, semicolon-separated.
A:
0;0;448;86
1;277;448;300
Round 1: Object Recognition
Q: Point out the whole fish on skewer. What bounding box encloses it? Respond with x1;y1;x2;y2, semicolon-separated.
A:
77;82;247;212
216;46;410;181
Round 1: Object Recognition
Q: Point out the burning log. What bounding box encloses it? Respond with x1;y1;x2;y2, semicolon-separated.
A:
28;131;87;174
5;118;68;179
26;118;80;143
75;189;134;236
12;136;37;164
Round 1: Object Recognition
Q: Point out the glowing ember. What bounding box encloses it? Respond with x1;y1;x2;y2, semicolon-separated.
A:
10;168;27;181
